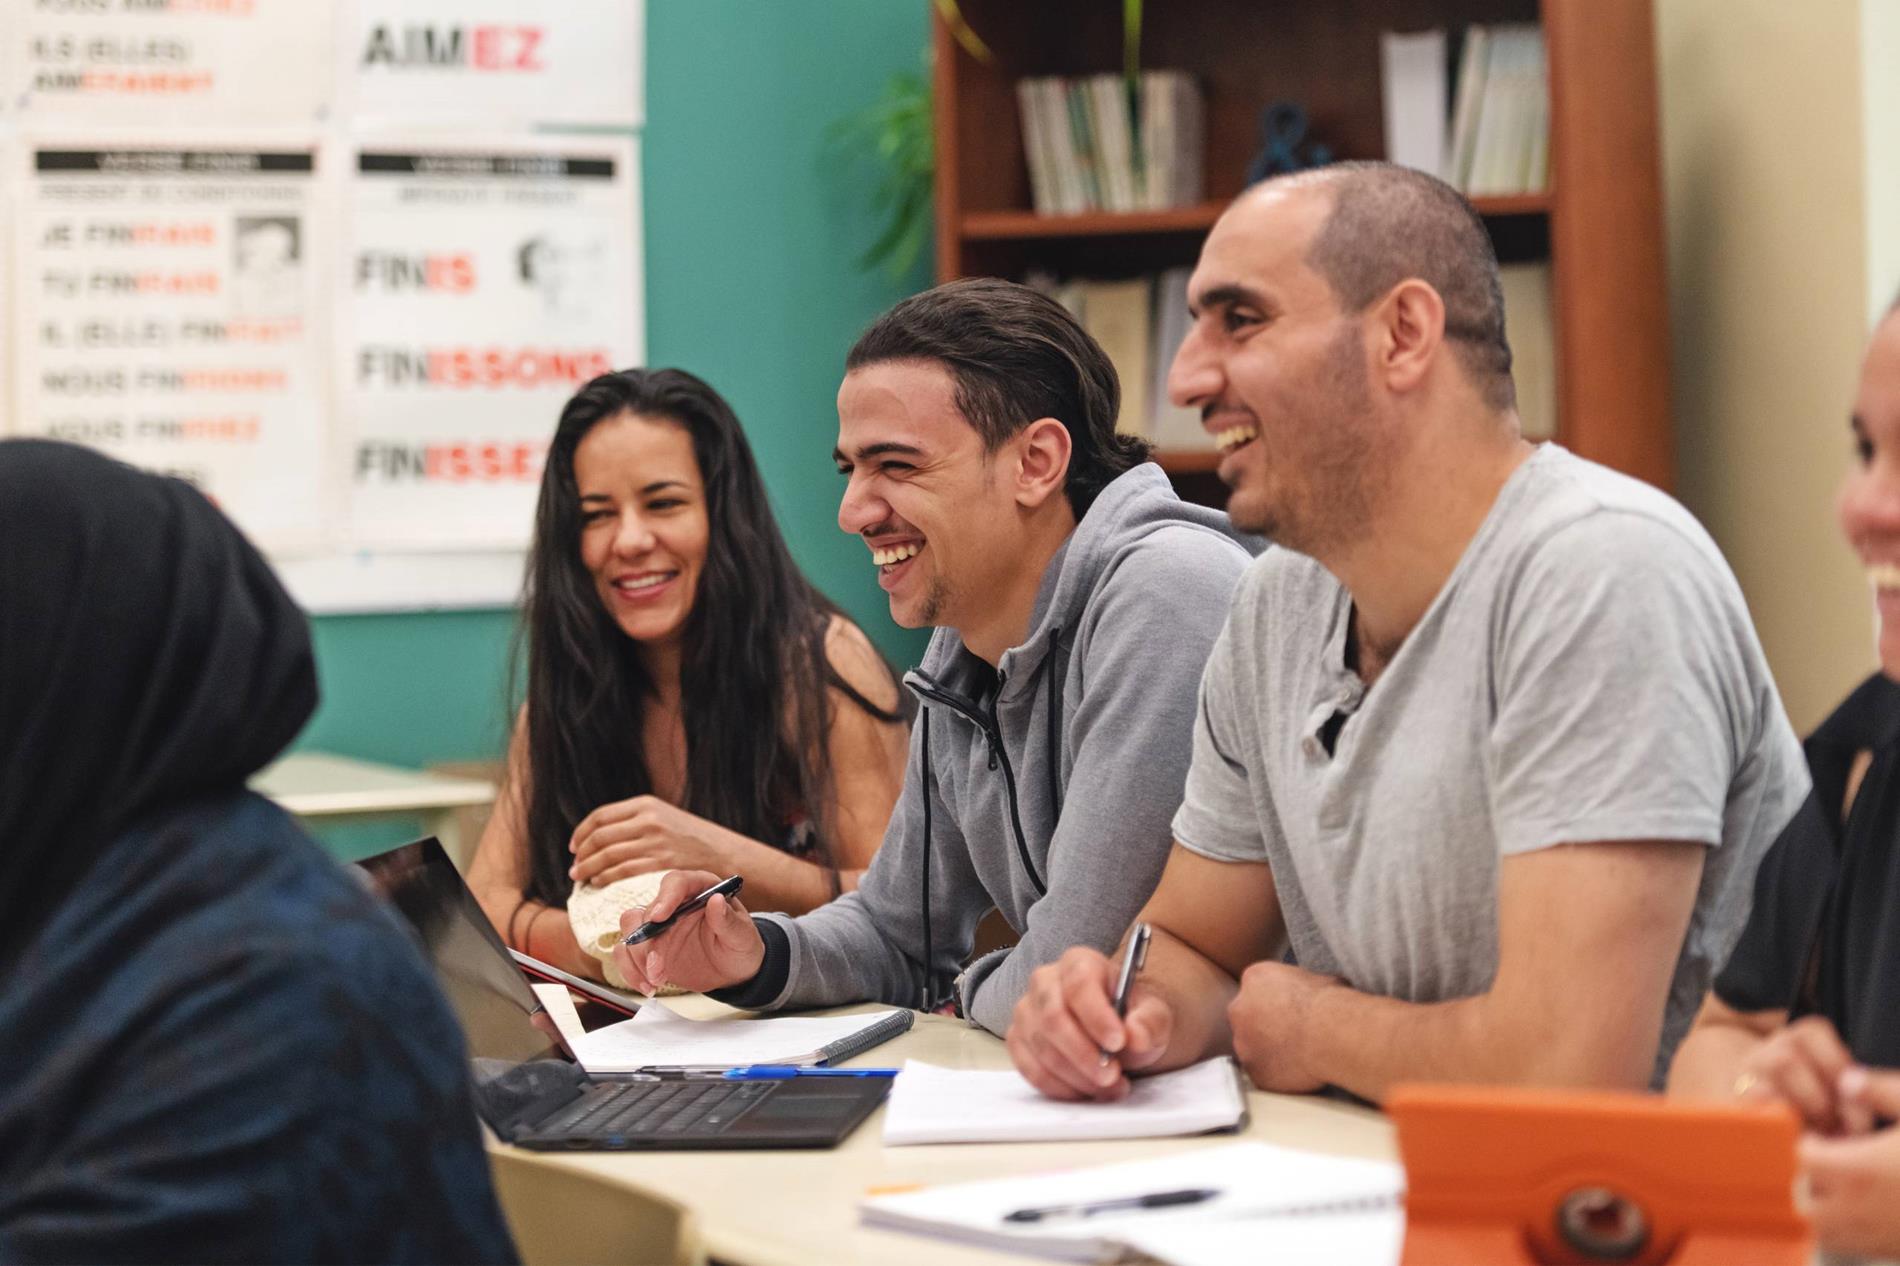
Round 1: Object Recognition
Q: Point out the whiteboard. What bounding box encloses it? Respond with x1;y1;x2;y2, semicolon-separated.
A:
0;0;647;614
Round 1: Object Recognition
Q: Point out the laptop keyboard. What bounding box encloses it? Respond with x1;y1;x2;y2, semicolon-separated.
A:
538;1079;776;1140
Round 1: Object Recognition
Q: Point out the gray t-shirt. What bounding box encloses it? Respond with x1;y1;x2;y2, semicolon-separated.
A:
1172;445;1808;1085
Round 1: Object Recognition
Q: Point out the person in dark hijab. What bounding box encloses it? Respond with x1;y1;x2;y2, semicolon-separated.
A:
0;440;517;1264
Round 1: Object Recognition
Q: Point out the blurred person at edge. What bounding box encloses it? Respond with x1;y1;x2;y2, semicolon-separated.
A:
0;439;516;1264
1671;301;1900;1262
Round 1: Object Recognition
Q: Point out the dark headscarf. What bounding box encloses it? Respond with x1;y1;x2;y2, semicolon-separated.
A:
0;440;316;970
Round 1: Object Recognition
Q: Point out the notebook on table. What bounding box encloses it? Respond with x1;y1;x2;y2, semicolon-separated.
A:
881;1057;1247;1145
859;1141;1404;1264
354;838;896;1151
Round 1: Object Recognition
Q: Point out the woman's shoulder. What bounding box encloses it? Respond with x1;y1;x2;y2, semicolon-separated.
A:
821;613;903;717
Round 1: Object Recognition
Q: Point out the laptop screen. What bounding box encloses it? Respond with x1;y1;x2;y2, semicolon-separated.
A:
354;838;589;1132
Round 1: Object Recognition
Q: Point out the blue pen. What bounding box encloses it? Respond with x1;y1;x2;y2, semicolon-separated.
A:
722;1065;900;1080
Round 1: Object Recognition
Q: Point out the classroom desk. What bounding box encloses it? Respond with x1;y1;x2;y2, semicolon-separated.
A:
251;751;497;866
493;999;1397;1266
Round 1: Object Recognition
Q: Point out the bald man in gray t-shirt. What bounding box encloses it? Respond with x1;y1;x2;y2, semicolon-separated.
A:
1173;444;1804;1088
1003;164;1806;1106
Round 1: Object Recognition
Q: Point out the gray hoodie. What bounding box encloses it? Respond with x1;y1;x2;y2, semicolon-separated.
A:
716;464;1257;1035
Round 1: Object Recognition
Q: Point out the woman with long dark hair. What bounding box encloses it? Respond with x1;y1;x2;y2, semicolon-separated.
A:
466;367;909;981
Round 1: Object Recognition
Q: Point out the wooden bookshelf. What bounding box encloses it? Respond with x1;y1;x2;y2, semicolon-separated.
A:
931;0;1673;502
962;204;1227;240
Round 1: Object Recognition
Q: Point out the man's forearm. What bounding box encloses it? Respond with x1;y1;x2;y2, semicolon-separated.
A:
1296;985;1650;1103
1145;929;1243;1072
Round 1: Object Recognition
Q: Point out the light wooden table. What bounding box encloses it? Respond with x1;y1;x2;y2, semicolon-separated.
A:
495;1000;1396;1266
252;750;497;866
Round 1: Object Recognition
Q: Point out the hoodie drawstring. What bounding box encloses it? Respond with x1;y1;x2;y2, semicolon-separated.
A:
1045;628;1065;818
917;707;936;1013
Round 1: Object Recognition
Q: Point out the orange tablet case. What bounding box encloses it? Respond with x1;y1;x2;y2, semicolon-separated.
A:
1388;1085;1810;1265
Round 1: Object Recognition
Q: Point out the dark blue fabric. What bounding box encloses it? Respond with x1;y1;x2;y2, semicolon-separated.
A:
0;791;519;1265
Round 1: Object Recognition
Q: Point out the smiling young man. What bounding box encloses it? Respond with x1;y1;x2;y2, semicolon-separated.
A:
1005;161;1809;1102
610;278;1255;1034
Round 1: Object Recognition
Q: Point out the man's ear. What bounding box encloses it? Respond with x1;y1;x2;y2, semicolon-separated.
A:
1013;417;1072;509
1375;278;1447;396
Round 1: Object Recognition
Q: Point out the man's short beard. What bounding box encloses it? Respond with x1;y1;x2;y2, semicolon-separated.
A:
916;573;950;627
1252;324;1387;559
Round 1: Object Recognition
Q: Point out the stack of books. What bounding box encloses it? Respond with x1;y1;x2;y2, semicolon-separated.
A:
1031;266;1211;451
1379;25;1548;198
1446;24;1548;196
1379;24;1557;443
1015;71;1205;216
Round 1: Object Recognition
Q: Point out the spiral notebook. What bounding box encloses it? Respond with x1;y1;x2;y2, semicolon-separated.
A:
860;1142;1403;1264
531;985;913;1075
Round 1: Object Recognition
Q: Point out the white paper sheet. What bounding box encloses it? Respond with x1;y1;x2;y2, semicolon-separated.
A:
882;1057;1247;1146
525;988;907;1074
10;0;335;125
9;131;337;553
337;131;642;551
1118;1207;1404;1266
344;0;644;129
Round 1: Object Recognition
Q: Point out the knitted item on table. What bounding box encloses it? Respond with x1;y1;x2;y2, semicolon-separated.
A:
567;872;685;996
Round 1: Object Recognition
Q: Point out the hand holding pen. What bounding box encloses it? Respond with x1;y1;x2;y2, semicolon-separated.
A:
613;869;766;995
1006;921;1175;1103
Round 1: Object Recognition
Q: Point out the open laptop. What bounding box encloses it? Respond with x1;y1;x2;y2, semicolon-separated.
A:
354;838;891;1150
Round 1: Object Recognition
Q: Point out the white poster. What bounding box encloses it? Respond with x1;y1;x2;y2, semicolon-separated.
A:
345;0;643;129
342;133;641;551
9;1;335;126
9;134;335;551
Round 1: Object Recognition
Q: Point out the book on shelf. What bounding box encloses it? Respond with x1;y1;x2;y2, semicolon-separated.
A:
1380;29;1449;178
1460;24;1547;196
1033;267;1212;452
1017;71;1204;215
1501;261;1557;442
1081;278;1154;437
1443;25;1490;191
1417;23;1546;197
1150;265;1206;450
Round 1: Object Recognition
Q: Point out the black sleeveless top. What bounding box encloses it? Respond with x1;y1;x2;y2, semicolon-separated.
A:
1715;673;1900;1066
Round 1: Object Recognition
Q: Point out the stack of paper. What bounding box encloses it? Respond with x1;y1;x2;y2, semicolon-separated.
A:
882;1057;1246;1146
860;1141;1404;1264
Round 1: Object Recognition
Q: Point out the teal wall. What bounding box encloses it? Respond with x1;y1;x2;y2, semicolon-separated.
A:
294;1;935;787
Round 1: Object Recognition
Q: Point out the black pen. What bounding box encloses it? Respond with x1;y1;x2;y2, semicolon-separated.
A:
1002;1187;1219;1223
621;875;743;945
1099;921;1153;1064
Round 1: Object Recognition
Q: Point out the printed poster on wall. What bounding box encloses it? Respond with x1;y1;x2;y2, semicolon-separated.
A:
8;133;335;552
342;133;641;551
8;1;334;126
346;0;643;129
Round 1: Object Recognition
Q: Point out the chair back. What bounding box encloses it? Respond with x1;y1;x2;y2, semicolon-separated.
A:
489;1147;706;1266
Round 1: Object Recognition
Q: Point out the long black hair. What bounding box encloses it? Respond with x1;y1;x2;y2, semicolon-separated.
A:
514;367;903;907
